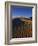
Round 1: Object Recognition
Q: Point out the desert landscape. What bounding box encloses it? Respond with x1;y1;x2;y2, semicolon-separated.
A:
12;17;32;38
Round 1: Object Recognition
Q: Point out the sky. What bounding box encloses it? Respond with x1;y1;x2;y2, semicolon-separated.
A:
11;6;32;18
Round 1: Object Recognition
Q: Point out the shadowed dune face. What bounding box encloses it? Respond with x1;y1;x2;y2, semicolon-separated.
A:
13;18;24;27
12;18;32;38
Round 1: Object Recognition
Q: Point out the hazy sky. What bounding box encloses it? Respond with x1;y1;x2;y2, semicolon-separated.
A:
11;6;32;18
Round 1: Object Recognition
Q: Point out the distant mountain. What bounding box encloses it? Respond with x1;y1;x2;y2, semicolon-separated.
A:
12;16;32;20
12;16;30;19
